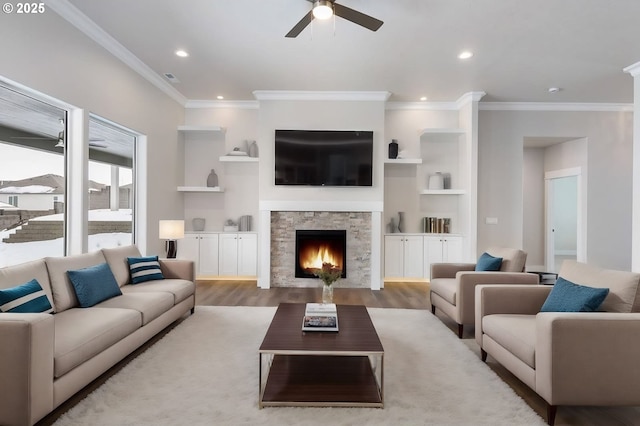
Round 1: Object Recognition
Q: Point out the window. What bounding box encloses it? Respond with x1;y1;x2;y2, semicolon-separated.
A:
87;115;136;251
0;81;67;267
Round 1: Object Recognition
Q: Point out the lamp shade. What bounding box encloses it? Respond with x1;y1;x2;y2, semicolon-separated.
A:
159;220;185;240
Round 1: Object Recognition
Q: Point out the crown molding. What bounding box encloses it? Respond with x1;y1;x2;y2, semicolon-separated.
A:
185;100;259;109
252;90;391;101
480;102;633;112
45;0;187;106
455;91;487;109
385;102;459;111
623;61;640;77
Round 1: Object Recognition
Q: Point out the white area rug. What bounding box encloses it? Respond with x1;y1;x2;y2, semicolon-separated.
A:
54;306;545;426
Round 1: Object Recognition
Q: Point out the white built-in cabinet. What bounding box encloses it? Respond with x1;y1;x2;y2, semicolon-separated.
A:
384;235;424;278
180;233;220;275
179;232;257;277
423;235;462;279
218;233;258;276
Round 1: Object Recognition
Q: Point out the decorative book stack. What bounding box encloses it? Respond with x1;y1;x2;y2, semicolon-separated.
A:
302;303;339;332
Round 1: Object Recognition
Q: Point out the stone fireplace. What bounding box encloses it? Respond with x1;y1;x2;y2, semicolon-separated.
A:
258;201;383;290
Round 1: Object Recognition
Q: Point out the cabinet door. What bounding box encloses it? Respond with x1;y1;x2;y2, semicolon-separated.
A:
198;234;219;276
237;234;257;276
178;234;200;273
423;236;444;279
403;236;424;278
384;236;405;278
443;236;462;263
218;233;239;276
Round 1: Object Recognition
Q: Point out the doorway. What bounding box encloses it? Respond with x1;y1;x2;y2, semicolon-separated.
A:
545;168;583;272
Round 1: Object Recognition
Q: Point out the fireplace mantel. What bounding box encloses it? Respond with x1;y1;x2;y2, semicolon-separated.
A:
258;200;383;290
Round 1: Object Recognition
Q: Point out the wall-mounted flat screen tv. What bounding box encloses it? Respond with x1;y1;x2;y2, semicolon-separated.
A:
274;129;373;186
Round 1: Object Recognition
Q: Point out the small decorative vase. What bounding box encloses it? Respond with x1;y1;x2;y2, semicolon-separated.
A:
428;172;445;190
388;217;397;233
322;283;334;304
206;169;218;187
249;141;259;158
397;211;405;233
388;139;399;159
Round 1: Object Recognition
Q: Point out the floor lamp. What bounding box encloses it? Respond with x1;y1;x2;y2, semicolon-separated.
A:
159;220;184;258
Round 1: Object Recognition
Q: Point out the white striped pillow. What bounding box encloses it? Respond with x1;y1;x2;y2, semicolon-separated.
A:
0;279;54;313
127;256;164;284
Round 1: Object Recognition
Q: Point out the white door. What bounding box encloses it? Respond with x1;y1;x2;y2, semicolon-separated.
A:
218;233;239;275
403;236;424;278
237;234;257;276
384;236;405;278
424;236;444;279
199;234;219;276
178;234;200;272
442;236;462;263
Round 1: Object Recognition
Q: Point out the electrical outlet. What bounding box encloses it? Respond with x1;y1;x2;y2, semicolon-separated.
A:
485;217;498;225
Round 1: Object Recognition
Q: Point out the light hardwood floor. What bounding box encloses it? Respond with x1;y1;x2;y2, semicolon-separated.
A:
37;280;640;426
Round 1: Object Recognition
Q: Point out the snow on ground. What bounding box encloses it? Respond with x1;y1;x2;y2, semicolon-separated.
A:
0;209;132;268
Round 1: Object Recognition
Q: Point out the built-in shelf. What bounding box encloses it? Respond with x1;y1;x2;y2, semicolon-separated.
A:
384;158;422;164
178;125;224;133
419;127;465;137
419;189;466;195
177;186;224;192
219;156;259;162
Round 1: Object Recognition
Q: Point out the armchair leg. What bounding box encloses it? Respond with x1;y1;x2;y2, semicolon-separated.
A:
546;404;557;425
457;324;463;338
481;349;487;362
191;307;195;315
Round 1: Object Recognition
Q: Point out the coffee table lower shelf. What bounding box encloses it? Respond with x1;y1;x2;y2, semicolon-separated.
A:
260;354;383;408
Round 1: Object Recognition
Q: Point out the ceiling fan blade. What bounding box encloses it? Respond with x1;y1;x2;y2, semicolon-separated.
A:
285;10;314;38
334;3;383;32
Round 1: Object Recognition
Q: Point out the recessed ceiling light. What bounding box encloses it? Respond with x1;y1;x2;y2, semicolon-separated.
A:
420;96;428;101
458;51;473;59
548;87;561;93
217;95;224;100
175;50;189;58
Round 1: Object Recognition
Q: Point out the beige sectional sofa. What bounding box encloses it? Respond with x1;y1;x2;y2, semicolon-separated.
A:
0;245;195;426
476;260;640;425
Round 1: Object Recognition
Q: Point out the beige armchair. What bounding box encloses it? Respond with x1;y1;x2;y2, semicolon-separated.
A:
475;260;640;425
429;247;539;338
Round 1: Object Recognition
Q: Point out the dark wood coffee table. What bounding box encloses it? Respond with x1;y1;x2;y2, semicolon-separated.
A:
259;303;384;408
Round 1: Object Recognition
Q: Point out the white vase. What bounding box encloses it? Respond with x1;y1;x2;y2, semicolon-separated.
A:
428;172;444;190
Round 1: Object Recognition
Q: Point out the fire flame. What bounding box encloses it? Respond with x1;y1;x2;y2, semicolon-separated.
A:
300;243;343;271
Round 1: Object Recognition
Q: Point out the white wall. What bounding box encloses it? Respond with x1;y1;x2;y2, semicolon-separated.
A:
1;11;184;255
522;147;545;266
479;110;632;270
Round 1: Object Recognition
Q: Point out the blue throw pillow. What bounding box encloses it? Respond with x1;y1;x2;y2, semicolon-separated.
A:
475;252;503;271
67;263;122;308
540;276;609;312
0;279;54;313
127;256;164;284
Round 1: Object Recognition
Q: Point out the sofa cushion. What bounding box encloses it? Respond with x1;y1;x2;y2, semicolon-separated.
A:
429;278;456;305
54;307;141;378
121;279;195;305
559;260;640;313
67;263;122;308
486;247;527;272
96;292;174;325
45;251;106;312
482;314;536;368
102;245;143;287
540;277;609;312
0;258;54;310
0;279;53;313
475;252;502;271
127;256;164;284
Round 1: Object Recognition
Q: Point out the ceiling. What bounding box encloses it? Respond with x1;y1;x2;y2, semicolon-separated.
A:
63;0;640;104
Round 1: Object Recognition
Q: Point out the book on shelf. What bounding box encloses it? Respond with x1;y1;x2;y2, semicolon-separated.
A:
305;303;337;315
302;314;339;332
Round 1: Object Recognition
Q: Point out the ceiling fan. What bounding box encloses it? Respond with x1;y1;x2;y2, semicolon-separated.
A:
11;131;107;148
286;0;383;38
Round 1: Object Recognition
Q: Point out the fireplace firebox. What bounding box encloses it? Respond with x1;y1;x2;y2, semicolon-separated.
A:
295;230;347;279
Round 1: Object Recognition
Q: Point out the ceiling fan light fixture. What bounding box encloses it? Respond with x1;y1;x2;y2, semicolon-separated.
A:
312;0;333;20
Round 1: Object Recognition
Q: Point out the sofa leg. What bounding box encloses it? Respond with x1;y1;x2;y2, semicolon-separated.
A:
546;404;557;425
481;349;487;362
457;324;463;338
191;307;195;315
431;305;436;314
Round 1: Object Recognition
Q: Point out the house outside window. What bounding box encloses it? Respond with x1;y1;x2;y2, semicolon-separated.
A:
8;195;17;207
